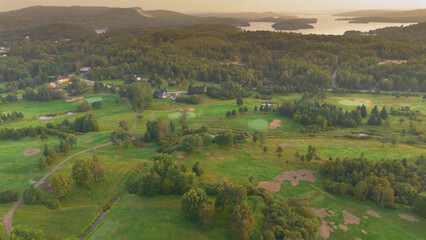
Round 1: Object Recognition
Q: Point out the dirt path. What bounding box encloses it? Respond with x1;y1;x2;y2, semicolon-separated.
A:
0;95;135;235
0;142;113;234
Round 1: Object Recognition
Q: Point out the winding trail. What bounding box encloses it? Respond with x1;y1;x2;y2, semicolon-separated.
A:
0;95;138;235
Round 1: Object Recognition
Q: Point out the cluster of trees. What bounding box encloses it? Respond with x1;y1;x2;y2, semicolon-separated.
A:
175;95;201;104
367;106;389;126
259;196;319;239
0;93;18;103
226;106;249;117
119;82;152;110
23;85;65;102
126;154;199;196
279;100;362;130
77;99;102;112
0;224;46;240
295;145;322;163
0;111;24;122
320;155;425;211
111;120;132;148
0;189;19;203
187;84;205;95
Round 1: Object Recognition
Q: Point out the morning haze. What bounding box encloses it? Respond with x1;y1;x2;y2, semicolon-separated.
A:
1;0;425;12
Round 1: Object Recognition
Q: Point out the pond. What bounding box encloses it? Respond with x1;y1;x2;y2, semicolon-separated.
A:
38;112;74;120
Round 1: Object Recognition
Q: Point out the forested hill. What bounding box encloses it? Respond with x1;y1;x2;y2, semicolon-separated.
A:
0;24;424;95
334;9;426;23
369;23;426;39
0;23;96;42
0;6;249;32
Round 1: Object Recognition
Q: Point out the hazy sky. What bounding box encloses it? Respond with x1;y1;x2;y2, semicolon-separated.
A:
1;0;425;13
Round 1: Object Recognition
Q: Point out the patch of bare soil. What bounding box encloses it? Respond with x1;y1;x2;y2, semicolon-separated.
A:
180;108;195;112
328;210;335;216
342;210;360;225
84;141;93;143
339;224;348;231
26;170;33;175
114;155;122;159
356;238;362;240
361;229;368;235
378;59;407;65
66;97;84;102
269;119;282;129
219;157;224;160
332;225;337;230
354;99;372;104
311;208;332;219
101;138;111;142
206;153;210;156
257;181;281;192
399;214;419;222
273;169;316;186
23;148;41;156
363;216;368;219
41;182;54;194
178;153;185;159
366;210;380;218
280;143;291;147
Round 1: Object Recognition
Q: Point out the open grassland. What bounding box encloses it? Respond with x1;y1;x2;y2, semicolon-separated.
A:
1;91;425;239
13;144;156;240
87;195;233;240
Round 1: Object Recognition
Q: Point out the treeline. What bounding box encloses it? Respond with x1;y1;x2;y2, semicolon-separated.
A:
0;111;24;122
278;100;363;130
320;155;425;214
23;85;65;101
175;95;201;104
1;24;423;97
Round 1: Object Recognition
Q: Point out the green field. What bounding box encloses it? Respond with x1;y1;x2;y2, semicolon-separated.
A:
0;90;425;240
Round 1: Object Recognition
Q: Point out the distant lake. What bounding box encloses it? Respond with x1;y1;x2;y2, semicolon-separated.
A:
240;15;416;35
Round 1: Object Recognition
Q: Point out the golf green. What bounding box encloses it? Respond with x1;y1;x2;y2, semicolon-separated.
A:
248;119;268;130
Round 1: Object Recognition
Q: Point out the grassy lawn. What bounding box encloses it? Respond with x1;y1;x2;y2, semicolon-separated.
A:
87;195;233;240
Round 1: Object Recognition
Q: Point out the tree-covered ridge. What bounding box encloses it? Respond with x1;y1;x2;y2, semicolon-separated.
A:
0;24;424;97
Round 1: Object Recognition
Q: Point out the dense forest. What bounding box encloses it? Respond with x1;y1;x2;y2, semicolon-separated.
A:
0;23;425;98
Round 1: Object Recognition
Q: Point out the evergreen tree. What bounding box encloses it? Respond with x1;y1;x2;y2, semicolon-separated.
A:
59;138;69;153
244;105;248;112
360;104;367;118
236;96;243;106
254;105;258;112
380;106;388;120
232;109;237;117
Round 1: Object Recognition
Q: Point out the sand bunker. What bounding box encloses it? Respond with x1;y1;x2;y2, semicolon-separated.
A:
399;214;418;222
342;210;360;225
366;210;380;218
280;143;291;147
354;99;372;104
311;208;334;239
23;148;41;156
66;97;84;102
219;157;224;160
361;229;368;235
180;108;195;112
84;141;93;143
177;153;185;159
269;119;282;129
257;181;281;192
273;169;316;186
339;224;348;231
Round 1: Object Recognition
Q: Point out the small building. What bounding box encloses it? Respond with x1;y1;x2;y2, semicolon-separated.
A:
80;67;92;73
49;82;57;88
57;76;69;83
157;91;170;99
